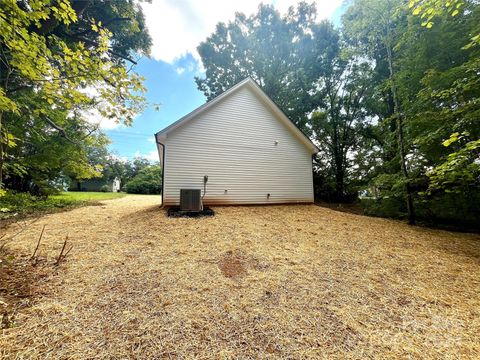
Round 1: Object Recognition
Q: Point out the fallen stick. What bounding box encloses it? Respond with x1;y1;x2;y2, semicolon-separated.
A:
55;237;73;266
0;234;7;252
31;224;46;261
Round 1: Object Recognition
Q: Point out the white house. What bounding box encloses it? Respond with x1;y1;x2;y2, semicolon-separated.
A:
155;77;319;206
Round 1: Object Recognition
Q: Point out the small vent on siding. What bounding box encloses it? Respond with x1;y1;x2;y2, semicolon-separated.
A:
180;189;202;211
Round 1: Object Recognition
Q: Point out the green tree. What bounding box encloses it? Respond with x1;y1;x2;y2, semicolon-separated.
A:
101;156;131;185
342;0;479;227
343;0;417;223
125;165;162;194
0;0;151;193
102;156;152;188
405;0;480;193
195;2;324;130
311;56;374;200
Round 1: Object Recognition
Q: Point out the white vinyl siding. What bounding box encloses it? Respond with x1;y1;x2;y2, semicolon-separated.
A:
162;85;314;205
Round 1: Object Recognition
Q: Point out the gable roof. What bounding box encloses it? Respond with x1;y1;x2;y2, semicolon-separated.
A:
155;77;319;154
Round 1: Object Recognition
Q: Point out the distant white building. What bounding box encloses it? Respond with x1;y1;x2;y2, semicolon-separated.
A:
154;77;319;206
112;177;121;192
70;177;121;192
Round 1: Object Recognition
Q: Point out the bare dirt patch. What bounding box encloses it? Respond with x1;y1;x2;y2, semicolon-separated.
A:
0;195;479;359
218;250;247;278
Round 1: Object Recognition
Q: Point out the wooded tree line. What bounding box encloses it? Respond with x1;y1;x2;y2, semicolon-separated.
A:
0;0;150;195
196;0;479;228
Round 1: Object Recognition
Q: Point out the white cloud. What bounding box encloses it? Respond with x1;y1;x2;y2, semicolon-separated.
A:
134;150;159;162
142;0;343;64
175;66;185;75
147;137;155;143
142;0;259;64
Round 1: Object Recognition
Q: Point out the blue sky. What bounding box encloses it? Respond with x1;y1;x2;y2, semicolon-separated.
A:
101;0;344;161
105;54;205;161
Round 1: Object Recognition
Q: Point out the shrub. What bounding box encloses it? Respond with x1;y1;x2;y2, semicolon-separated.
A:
0;191;78;219
361;189;480;231
100;184;110;192
361;196;406;219
124;165;161;194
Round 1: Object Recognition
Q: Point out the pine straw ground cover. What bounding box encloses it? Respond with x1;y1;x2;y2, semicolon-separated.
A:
0;195;479;359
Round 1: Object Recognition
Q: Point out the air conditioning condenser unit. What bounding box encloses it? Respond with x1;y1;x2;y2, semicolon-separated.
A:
180;189;202;211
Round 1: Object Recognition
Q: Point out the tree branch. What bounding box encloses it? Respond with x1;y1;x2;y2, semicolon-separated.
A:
62;33;138;64
41;115;78;144
69;17;132;37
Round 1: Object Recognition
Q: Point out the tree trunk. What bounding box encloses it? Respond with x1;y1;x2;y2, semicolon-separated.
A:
0;65;12;192
331;119;345;202
0;110;3;190
386;44;416;225
335;164;345;202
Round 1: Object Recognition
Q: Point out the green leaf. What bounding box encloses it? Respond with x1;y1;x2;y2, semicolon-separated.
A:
443;132;460;147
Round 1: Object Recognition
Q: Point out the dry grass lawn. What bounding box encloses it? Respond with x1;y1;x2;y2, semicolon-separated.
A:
1;195;479;359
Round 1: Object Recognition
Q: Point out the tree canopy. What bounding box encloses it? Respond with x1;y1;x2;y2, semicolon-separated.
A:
196;3;329;130
0;0;151;194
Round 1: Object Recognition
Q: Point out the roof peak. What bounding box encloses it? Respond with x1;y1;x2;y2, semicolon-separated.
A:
155;77;319;154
